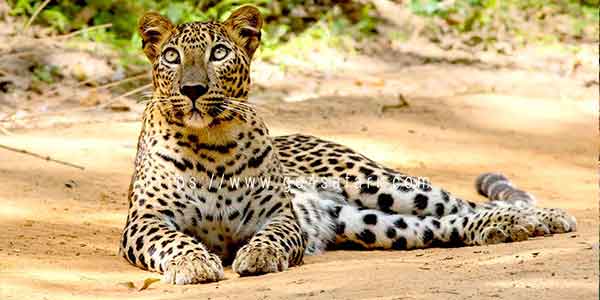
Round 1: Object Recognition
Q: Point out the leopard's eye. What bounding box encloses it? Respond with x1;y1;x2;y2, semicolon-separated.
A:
210;45;229;61
163;48;180;64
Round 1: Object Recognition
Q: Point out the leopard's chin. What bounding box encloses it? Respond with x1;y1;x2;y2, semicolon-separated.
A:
184;110;212;129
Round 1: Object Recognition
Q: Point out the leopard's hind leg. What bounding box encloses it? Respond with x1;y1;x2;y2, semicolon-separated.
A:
323;202;551;250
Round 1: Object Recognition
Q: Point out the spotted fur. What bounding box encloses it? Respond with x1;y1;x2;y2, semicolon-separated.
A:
119;6;577;285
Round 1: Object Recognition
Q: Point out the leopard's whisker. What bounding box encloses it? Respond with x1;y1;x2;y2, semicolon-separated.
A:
221;105;251;118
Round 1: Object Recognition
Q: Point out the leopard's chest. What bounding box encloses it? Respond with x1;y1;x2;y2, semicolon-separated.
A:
171;175;284;261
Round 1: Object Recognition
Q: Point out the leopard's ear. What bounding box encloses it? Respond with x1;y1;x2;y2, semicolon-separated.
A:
224;6;263;59
139;12;176;62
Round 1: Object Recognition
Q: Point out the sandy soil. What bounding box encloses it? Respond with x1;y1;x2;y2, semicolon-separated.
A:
0;58;598;300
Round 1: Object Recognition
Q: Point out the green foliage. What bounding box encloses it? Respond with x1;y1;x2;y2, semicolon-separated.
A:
32;65;61;84
40;9;69;32
258;3;378;65
409;0;599;48
10;0;34;15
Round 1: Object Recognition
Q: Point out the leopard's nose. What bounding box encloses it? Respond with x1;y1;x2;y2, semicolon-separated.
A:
180;84;208;101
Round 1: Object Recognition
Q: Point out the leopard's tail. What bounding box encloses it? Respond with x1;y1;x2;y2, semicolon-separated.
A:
475;173;536;206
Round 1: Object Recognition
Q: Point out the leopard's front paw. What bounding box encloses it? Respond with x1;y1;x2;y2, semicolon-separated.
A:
232;243;288;276
163;252;224;285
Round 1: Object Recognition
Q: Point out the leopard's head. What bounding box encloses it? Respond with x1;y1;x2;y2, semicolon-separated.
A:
139;6;262;129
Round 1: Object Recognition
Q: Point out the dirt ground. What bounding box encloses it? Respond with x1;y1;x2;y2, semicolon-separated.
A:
0;52;598;300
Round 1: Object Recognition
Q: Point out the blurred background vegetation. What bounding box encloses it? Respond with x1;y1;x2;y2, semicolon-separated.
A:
0;0;597;112
7;0;381;66
6;0;599;65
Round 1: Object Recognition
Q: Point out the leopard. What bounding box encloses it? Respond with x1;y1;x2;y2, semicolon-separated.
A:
119;6;577;285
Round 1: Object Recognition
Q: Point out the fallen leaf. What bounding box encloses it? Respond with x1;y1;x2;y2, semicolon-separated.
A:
118;281;136;289
139;277;161;291
372;79;385;87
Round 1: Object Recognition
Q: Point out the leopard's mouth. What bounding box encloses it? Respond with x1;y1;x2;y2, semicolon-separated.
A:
169;102;226;129
189;109;202;119
183;109;213;129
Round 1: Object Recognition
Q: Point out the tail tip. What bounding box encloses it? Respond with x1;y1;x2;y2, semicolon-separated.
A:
475;172;536;205
475;172;509;197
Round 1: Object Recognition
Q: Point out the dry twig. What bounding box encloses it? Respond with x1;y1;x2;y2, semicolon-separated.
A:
100;83;152;108
0;82;151;124
23;0;51;32
53;23;113;40
2;23;112;59
91;73;150;91
0;126;11;135
0;144;85;170
43;70;146;97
